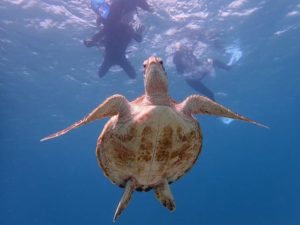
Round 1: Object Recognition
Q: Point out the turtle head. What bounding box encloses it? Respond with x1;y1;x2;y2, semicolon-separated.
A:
143;56;168;97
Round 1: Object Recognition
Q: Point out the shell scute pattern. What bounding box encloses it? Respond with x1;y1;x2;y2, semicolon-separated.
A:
97;106;202;189
138;125;154;161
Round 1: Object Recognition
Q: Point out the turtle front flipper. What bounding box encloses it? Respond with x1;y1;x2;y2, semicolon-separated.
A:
178;95;268;128
113;179;135;222
40;94;131;141
154;180;176;211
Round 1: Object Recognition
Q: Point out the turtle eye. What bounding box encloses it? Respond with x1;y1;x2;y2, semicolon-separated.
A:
158;60;166;72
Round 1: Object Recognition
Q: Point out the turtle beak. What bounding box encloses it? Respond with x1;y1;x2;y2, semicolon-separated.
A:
143;56;166;78
144;56;168;95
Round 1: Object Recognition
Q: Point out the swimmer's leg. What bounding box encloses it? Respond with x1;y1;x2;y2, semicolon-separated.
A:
119;58;137;79
185;77;215;101
98;58;113;78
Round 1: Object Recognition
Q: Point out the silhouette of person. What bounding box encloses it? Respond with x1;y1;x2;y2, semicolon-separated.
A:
84;0;152;78
98;21;144;79
173;43;230;101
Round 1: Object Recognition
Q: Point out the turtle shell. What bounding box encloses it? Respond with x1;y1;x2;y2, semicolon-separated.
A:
96;104;202;191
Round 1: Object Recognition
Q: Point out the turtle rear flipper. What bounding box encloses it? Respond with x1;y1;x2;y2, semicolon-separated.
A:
113;179;135;222
154;180;176;211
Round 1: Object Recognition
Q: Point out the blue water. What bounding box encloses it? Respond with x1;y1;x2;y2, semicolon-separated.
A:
1;0;300;224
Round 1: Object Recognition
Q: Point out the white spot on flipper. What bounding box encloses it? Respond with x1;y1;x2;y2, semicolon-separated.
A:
219;117;235;125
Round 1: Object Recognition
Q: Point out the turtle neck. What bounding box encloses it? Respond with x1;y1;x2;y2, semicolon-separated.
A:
144;93;171;106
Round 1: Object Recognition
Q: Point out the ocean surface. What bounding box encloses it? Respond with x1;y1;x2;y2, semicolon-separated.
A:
1;0;300;224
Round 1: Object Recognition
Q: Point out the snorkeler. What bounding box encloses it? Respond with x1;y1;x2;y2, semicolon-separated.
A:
173;43;231;101
84;0;152;78
98;21;145;79
84;0;151;48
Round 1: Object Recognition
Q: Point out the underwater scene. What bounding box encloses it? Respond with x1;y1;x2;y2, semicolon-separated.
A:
1;0;300;224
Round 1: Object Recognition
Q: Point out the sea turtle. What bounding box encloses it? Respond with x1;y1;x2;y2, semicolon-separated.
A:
41;56;266;221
